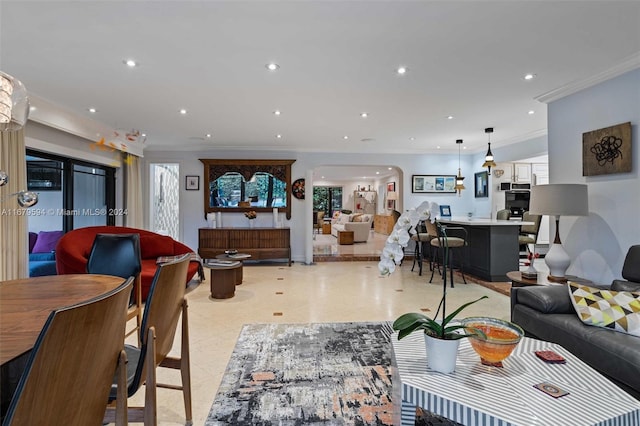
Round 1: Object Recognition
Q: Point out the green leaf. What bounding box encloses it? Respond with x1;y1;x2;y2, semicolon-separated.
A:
442;295;488;326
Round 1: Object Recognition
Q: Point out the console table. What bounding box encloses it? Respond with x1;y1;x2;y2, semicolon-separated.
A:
198;228;291;266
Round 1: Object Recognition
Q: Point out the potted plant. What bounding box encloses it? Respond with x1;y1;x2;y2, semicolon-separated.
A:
393;295;487;373
244;210;257;227
379;200;488;373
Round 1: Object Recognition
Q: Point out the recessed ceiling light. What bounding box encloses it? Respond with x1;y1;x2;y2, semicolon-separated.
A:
360;112;368;118
273;110;281;116
123;59;138;67
463;146;467;150
276;134;282;139
388;167;392;170
376;171;380;175
29;106;36;112
436;146;441;149
321;176;325;179
410;137;415;141
343;135;349;140
447;115;454;120
88;108;97;113
266;62;280;71
524;73;536;80
179;109;187;115
141;133;146;137
206;133;212;138
397;66;407;75
528;110;535;115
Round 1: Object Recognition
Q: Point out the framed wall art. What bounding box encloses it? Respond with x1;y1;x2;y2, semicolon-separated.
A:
474;171;488;198
185;175;200;190
582;122;632;176
387;181;395;192
411;175;456;193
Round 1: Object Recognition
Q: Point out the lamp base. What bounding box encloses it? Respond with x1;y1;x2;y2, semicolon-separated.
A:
544;243;571;282
547;275;568;283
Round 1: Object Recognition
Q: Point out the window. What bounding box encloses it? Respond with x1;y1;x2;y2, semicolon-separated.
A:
313;186;342;217
26;150;115;232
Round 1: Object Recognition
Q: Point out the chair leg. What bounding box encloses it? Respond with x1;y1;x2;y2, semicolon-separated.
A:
180;301;193;425
144;328;158;426
115;350;128;426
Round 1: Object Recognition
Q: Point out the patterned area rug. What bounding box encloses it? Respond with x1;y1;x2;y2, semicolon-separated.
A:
206;321;396;425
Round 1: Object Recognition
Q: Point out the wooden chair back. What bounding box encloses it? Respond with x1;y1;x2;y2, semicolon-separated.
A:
3;277;133;426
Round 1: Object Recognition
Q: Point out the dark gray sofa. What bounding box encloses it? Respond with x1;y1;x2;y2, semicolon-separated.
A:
511;245;640;399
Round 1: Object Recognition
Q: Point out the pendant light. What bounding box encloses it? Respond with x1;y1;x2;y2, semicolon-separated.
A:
482;127;497;175
454;139;465;196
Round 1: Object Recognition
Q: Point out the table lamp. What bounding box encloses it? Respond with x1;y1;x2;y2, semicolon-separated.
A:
387;191;397;209
529;184;588;282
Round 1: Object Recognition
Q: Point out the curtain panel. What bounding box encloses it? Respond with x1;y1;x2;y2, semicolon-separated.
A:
0;129;29;280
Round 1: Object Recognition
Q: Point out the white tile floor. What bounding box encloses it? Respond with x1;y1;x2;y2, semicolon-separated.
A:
124;260;514;425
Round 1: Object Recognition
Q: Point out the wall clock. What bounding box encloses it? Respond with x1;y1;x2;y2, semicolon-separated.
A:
292;178;305;200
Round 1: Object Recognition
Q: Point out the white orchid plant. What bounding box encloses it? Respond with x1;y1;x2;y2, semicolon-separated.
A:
378;201;440;276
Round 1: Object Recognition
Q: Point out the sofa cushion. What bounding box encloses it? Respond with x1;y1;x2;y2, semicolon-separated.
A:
140;234;176;259
515;285;574;314
568;282;640;337
32;230;64;253
612;280;640;292
29;232;38;253
352;213;363;222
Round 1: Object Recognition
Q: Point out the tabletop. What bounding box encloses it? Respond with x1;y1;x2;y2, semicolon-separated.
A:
507;271;593;287
392;331;640;426
0;274;124;365
439;217;533;226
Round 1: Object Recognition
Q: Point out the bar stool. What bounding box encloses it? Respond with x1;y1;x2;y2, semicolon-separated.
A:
410;220;434;276
429;221;468;288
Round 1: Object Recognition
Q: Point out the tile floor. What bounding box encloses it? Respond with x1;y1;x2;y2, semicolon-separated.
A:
125;257;522;425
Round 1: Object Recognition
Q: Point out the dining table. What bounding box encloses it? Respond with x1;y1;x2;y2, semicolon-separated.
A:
0;274;124;415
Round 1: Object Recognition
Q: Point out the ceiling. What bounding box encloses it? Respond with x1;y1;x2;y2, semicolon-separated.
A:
1;1;639;156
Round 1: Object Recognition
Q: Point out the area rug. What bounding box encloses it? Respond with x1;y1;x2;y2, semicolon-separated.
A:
205;321;396;425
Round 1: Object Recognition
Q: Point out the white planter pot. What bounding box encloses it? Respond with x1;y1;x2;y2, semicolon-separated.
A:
424;334;460;374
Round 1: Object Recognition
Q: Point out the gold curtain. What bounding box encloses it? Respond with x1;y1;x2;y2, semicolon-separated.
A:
123;153;143;228
0;129;29;280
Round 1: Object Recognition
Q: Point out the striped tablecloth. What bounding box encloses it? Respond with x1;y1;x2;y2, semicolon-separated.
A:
392;332;640;426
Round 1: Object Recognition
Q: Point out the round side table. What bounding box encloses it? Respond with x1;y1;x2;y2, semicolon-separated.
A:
215;253;251;284
507;271;592;288
204;260;242;299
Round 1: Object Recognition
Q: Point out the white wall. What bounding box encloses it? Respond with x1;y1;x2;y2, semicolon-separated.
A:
547;68;640;283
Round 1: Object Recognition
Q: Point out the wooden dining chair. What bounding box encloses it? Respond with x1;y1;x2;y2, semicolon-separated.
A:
87;233;143;341
2;277;133;426
103;254;192;426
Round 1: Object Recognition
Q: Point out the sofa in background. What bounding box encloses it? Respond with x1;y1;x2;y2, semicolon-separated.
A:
28;230;63;277
511;245;640;399
56;226;202;301
331;213;373;243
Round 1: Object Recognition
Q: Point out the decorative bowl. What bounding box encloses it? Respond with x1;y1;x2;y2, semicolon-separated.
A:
225;249;238;255
460;317;524;366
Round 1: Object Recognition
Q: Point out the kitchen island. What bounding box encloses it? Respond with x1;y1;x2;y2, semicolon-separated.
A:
438;217;532;282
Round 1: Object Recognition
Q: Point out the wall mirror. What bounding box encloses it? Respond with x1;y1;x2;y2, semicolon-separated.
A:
200;159;295;219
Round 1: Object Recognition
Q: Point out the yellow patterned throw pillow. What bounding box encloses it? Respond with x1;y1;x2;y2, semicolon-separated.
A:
568;282;640;337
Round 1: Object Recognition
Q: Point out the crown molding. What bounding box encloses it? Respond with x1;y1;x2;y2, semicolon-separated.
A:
28;94;144;157
535;52;640;104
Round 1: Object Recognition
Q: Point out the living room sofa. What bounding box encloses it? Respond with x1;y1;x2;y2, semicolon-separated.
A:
56;226;202;301
331;213;373;243
511;245;640;399
28;230;64;277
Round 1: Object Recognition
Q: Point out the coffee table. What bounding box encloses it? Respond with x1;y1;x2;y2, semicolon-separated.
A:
391;332;640;425
203;260;242;299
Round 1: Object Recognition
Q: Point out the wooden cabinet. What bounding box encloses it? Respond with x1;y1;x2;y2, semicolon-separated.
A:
198;228;291;266
374;214;396;235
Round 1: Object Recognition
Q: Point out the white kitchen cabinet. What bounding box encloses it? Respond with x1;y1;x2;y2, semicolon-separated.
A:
513;163;531;182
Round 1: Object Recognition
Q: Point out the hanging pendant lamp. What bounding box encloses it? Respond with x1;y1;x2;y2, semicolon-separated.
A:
482;127;497;175
454;139;465;196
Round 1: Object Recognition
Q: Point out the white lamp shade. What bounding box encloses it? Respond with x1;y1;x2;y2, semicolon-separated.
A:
529;184;588;217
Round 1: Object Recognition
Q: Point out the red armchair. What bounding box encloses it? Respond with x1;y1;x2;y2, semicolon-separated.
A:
56;226;201;301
